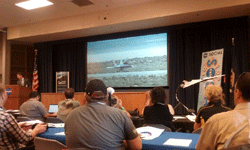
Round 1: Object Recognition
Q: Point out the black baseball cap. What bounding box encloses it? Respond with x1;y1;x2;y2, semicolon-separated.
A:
86;79;107;99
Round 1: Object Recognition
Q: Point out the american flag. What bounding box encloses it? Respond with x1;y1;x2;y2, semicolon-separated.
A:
32;49;39;91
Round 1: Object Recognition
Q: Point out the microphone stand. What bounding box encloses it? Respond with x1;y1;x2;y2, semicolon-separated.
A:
174;74;225;116
174;85;196;116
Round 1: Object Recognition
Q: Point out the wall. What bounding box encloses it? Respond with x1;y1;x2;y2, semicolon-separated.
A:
9;43;34;85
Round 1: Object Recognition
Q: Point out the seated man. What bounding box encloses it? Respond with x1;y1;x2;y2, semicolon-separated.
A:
0;87;47;150
20;91;57;121
65;79;142;150
57;88;80;122
196;72;250;149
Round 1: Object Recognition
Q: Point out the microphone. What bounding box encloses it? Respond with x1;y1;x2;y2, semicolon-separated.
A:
107;87;115;95
180;80;188;88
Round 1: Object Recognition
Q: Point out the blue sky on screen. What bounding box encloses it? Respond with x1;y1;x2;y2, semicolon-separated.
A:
87;33;167;63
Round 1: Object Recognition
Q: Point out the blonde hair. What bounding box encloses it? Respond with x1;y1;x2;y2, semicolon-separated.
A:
204;85;225;104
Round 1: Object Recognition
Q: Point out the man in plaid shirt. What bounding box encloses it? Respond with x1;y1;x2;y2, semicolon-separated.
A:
0;87;47;150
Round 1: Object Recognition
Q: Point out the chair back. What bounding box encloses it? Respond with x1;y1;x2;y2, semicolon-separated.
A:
192;127;203;134
222;144;250;150
34;137;66;150
45;117;64;123
143;124;172;132
16;116;31;122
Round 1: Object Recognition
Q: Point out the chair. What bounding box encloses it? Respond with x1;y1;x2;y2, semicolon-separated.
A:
34;137;66;150
45;117;64;123
143;124;172;132
16;116;31;122
127;108;138;116
18;145;35;150
192;127;203;134
222;144;250;150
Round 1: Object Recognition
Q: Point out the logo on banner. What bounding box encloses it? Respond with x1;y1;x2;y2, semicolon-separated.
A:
6;88;12;95
202;57;221;82
203;53;208;58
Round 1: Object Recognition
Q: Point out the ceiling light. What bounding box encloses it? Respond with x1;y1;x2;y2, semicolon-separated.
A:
15;0;53;10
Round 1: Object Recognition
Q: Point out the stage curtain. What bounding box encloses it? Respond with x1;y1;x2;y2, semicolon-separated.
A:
168;16;249;114
35;38;86;93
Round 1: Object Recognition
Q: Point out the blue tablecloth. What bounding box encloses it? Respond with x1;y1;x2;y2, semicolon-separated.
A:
38;127;66;145
38;127;200;149
142;132;200;150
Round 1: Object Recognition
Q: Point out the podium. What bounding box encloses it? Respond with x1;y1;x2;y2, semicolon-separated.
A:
4;85;32;110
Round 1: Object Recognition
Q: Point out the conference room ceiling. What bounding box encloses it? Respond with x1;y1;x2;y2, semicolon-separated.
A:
1;0;250;43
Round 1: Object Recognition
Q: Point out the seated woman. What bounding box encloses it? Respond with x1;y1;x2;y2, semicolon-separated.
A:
194;85;231;131
143;87;175;131
109;95;131;118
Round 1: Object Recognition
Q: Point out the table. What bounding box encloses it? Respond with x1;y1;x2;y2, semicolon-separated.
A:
38;127;66;145
173;115;195;133
131;115;195;132
142;132;200;150
38;127;200;149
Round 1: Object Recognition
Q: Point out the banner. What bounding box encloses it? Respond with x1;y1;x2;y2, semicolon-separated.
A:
197;49;224;111
56;71;69;93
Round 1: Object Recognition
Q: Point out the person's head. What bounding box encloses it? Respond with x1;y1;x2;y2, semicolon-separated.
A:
64;88;74;99
234;72;250;104
150;87;167;104
29;91;40;101
0;87;7;105
204;85;225;104
85;79;107;103
17;72;23;80
107;95;120;107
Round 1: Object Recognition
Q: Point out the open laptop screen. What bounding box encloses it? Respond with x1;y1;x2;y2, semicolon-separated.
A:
48;104;58;113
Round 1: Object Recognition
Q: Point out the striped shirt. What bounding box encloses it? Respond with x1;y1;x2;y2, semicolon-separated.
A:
0;110;33;150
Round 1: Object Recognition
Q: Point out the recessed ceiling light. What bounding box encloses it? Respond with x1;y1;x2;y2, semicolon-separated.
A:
15;0;53;10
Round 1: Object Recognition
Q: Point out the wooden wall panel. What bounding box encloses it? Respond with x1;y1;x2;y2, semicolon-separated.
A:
10;44;34;85
41;92;147;115
41;93;86;111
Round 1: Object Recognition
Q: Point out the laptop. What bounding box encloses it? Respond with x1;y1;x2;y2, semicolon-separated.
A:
48;104;58;113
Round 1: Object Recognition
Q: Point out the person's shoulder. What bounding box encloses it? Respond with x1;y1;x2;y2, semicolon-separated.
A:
58;100;66;105
220;104;231;110
72;100;80;104
207;110;233;123
145;105;153;109
69;105;84;113
0;111;14;120
197;104;214;113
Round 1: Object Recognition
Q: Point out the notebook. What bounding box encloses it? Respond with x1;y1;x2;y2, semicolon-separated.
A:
48;104;58;113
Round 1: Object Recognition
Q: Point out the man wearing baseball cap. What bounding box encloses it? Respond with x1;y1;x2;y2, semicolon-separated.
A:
65;79;142;150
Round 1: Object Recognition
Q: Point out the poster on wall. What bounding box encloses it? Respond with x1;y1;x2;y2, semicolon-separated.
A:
197;49;224;111
56;71;69;93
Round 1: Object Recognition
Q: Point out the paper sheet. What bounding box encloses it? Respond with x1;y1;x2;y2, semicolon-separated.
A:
136;126;164;140
6;110;19;113
55;132;65;135
48;123;65;128
173;116;186;119
163;138;192;147
186;115;196;122
19;120;43;125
